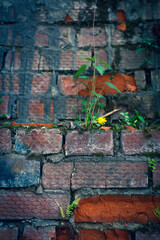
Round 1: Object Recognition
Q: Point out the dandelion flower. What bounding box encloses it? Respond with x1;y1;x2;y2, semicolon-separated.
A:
97;117;107;125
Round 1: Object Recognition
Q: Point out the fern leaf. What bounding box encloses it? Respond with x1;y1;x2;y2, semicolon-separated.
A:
56;201;65;218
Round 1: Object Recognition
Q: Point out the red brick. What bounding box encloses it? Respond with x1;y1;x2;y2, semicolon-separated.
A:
117;10;126;22
79;229;106;240
66;131;113;156
32;51;40;70
5;52;12;70
0;128;12;153
50;99;54;119
76;50;91;69
29;98;44;118
122;130;160;155
42;162;73;190
5;74;10;92
59;27;75;49
72;161;147;190
136;231;160;240
13;74;19;94
31;74;50;95
65;13;73;22
104;230;130;240
7;29;13;45
77;27;107;47
153;162;160;187
57;73;136;96
35;32;48;46
22;225;56;240
14;51;21;70
75;195;160;223
59;50;73;70
39;55;50;70
15;128;62;154
96;49;108;67
0;227;18;240
0;95;9;115
0;192;69;219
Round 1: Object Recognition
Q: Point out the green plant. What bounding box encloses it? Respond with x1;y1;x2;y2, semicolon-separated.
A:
56;198;80;218
73;55;121;130
153;206;160;220
148;157;156;173
119;109;147;129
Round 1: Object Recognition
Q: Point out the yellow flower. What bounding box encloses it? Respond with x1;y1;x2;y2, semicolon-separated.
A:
97;117;107;125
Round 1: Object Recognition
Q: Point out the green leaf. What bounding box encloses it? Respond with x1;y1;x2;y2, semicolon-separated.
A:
74;64;87;79
97;60;113;70
72;106;81;121
56;201;65;218
105;82;121;93
80;81;91;92
0;99;4;103
109;76;114;81
144;58;154;65
80;56;93;61
81;100;89;106
79;75;89;79
97;102;104;108
91;90;105;99
138;115;145;124
136;48;144;54
95;65;105;75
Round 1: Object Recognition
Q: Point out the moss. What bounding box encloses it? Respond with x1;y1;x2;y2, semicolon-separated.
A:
92;152;105;156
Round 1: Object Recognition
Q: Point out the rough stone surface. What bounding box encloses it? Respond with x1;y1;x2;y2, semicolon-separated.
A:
136;231;160;240
42;162;73;190
72;161;148;190
0;226;18;240
153;162;160;187
0;128;12;153
0;155;40;188
0;193;69;219
22;225;56;240
15;128;62;154
134;70;146;91
75;195;160;223
65;131;113;156
122;130;160;155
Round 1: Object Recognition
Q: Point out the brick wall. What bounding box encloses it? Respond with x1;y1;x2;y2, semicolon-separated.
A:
0;127;160;239
0;0;160;239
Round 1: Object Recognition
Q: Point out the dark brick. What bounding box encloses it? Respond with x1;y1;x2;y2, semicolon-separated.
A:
122;130;160;155
0;155;40;188
22;225;56;240
153;162;160;187
13;74;20;94
136;231;160;240
0;226;18;240
15;129;62;154
0;192;69;219
35;32;49;47
0;95;9;116
0;128;12;153
134;70;146;91
151;69;160;91
42;162;73;190
66;131;113;156
72;161;148;190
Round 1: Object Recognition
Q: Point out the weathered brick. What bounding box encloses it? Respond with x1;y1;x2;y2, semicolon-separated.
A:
134;70;146;91
104;230;130;240
77;27;107;47
0;155;40;188
14;51;21;70
0;95;9;116
42;162;73;190
0;227;18;240
5;52;12;70
72;161;148;190
136;231;160;240
59;50;73;70
0;128;12;153
0;192;69;219
15;128;62;154
66;131;113;156
0;74;2;90
59;27;75;49
119;49;145;70
5;74;10;92
75;195;160;223
153;162;160;187
35;32;48;47
122;130;160;155
139;94;156;118
13;74;19;94
22;225;56;240
28;98;44;118
31;74;51;95
76;50;91;70
32;51;40;70
151;69;160;91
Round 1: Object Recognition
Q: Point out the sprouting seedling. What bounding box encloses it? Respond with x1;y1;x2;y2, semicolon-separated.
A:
148;157;156;173
56;198;81;218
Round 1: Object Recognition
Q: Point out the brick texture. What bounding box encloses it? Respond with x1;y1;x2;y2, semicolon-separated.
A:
72;161;148;190
0;156;40;188
22;225;56;240
0;128;12;153
122;130;160;155
66;131;113;156
15;128;62;154
75;195;160;223
31;74;51;94
42;162;73;190
0;227;18;240
136;231;160;240
28;98;44;118
153;162;160;187
0;95;9;115
0;193;69;219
